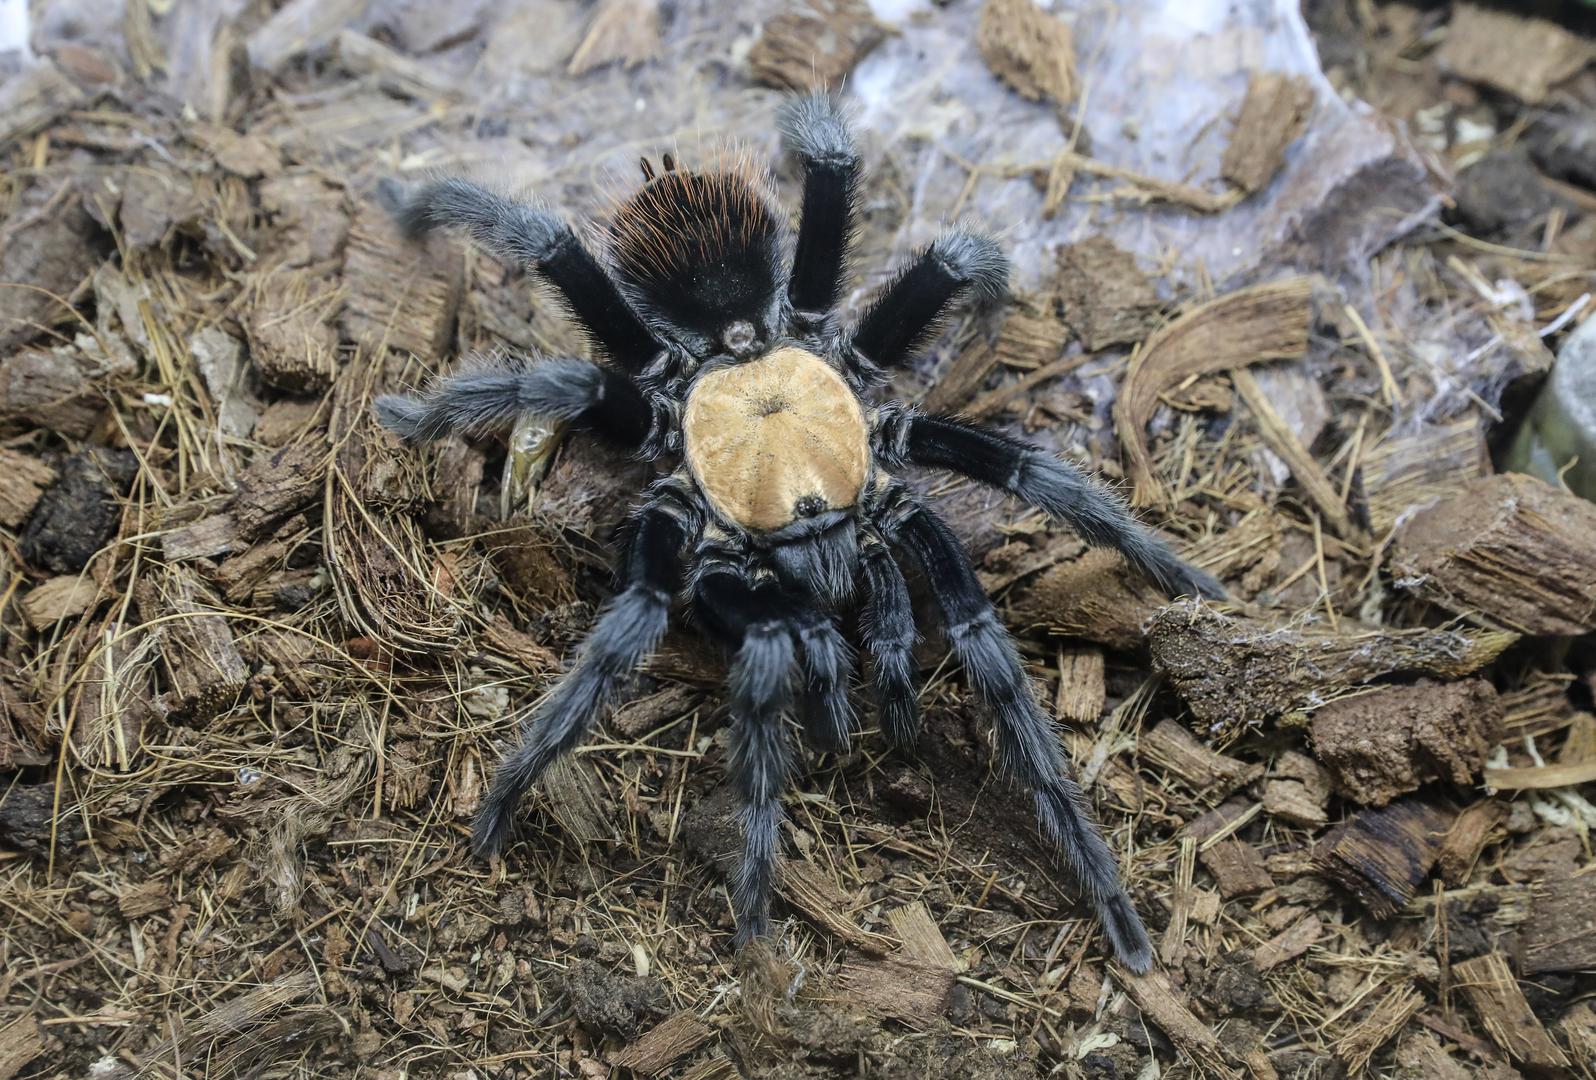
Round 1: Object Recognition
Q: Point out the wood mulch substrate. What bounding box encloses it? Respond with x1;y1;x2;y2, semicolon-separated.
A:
2;2;1595;1078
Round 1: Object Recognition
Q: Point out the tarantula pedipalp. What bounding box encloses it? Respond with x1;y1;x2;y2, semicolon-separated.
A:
374;94;1223;974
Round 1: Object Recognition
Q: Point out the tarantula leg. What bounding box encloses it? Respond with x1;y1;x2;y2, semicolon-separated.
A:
693;570;811;942
778;92;860;321
888;413;1224;600
472;502;687;857
375;357;653;447
858;536;921;749
891;501;1155;973
848;230;1009;373
379;177;664;373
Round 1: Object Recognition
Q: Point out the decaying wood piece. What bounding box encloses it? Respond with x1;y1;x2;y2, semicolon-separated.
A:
839;902;960;1028
229;441;326;539
1452;953;1572;1070
1255;913;1321;972
247;0;368;71
1147;601;1514;734
1262;750;1332;828
1233;366;1356;537
1054;236;1162;352
339;201;463;358
0;1015;45;1080
335;30;460;100
1521;870;1596;975
1436;3;1596;105
135;569;248;722
1141;719;1264;804
747;0;886;91
568;0;663;77
0;348;102;438
0;449;57;528
607;1010;713;1075
1200;837;1274;898
1053;645;1105;725
1436;800;1507;885
1115;279;1313;506
19;575;100;629
1312;798;1455;919
1006;544;1170;651
1309;679;1503;806
1335;983;1425;1075
1113;968;1245;1080
1221;73;1315;194
244;274;340;393
1358;417;1487;535
0;179;102;354
1391;472;1596;635
923;294;1062;414
978;0;1077;109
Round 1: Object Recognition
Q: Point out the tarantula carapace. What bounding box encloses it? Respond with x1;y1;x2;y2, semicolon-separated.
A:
374;94;1222;973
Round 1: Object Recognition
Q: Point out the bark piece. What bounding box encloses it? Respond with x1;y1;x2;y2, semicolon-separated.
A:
1254;913;1321;972
1054;237;1161;351
229;442;326;539
259;172;350;267
118;880;172;919
1233;366;1355;537
0;179;102;353
1115;279;1312;506
1359;417;1487;535
0;1015;44;1080
1436;4;1596;105
978;0;1076;108
1141;719;1264;804
1452;952;1571;1070
1114;968;1245;1080
1521;871;1596;976
20;449;136;574
607;1010;712;1076
1437;800;1507;886
838;954;957;1029
0;449;57;527
1310;680;1503;807
1221;73;1314;194
336;30;461;99
1006;545;1167;652
1312;798;1454;919
923;294;1062;414
245;275;340;393
19;575;99;628
1262;752;1332;828
135;570;248;722
1334;984;1424;1075
0;347;101;437
340;200;463;357
1391;472;1596;635
567;0;662;77
1053;645;1105;725
161;513;241;562
1199;837;1273;898
1148;601;1514;734
748;0;886;92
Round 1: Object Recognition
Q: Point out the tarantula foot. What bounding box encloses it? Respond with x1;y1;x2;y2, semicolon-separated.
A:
1099;893;1155;974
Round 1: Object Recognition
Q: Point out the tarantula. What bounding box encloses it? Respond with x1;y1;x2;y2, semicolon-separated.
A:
374;94;1222;973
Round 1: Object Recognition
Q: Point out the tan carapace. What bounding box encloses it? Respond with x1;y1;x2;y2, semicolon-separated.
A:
682;346;869;533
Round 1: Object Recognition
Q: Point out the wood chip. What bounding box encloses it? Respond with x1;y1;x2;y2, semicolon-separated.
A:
924;294;1062;413
607;1010;712;1075
0;347;101;438
1391;472;1596;635
245;273;341;393
838;953;957;1029
1254;913;1321;972
229;442;326;539
1053;646;1105;725
135;569;248;722
1436;4;1596;105
1114;967;1244;1080
1054;236;1163;352
567;0;662;77
1148;601;1515;734
118;879;172;918
1452;952;1572;1070
1115;279;1313;506
1221;73;1314;194
340;200;464;358
885;902;962;972
161;512;242;562
1521;870;1596;975
748;0;886;91
1141;719;1264;804
335;30;460;100
978;0;1077;108
1309;679;1503;807
1233;366;1355;537
1335;983;1425;1074
779;856;895;955
1358;417;1486;535
1199;837;1274;899
19;575;99;629
1486;758;1596;789
0;449;57;528
1312;798;1454;919
0;1015;44;1080
1437;800;1507;886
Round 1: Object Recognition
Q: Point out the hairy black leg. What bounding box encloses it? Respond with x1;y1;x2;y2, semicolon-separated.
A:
848;232;1009;373
375;357;652;447
796;618;853;755
693;570;808;943
890;501;1154;972
472;501;687;857
858;537;920;749
778;92;860;320
379;177;663;373
896;413;1224;600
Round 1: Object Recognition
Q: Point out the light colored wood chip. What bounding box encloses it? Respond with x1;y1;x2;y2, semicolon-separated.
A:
1453;952;1571;1069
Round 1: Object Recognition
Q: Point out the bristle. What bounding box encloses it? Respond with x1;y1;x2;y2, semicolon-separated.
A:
609;163;779;284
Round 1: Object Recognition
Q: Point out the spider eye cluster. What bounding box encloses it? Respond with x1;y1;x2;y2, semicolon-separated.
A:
610;170;782;355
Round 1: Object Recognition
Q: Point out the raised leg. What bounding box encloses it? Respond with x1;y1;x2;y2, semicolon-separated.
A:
848;232;1008;374
889;499;1154;972
375;357;653;447
778;93;860;323
891;413;1224;600
858;535;920;749
472;498;689;856
380;177;664;373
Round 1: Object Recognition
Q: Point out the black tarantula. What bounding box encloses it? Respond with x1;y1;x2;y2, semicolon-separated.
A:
375;94;1222;973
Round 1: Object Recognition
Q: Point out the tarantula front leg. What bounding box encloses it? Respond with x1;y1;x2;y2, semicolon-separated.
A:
375;356;654;447
778;93;860;325
472;498;689;857
380;177;664;373
887;413;1224;600
847;231;1010;375
888;498;1154;973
